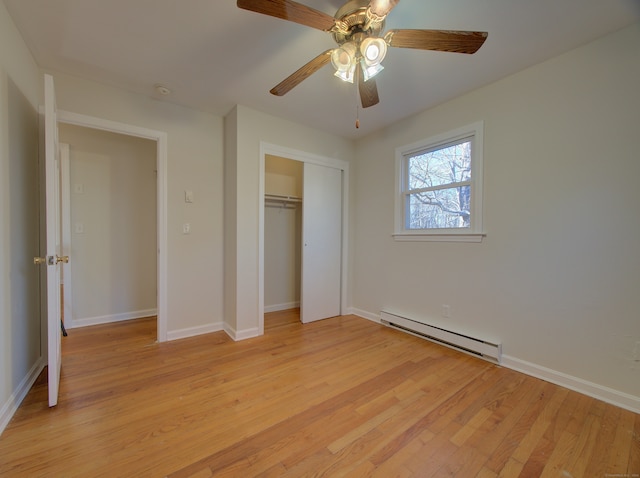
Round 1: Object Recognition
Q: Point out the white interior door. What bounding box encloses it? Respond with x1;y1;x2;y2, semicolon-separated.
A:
44;73;62;407
301;163;342;323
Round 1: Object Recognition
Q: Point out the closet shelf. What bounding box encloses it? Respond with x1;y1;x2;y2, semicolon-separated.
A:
265;194;302;208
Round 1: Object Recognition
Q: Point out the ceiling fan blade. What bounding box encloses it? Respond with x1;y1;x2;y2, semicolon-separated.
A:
237;0;336;31
359;75;379;109
270;50;333;96
385;29;488;54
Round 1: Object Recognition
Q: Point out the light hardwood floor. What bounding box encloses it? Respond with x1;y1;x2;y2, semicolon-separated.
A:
0;310;638;477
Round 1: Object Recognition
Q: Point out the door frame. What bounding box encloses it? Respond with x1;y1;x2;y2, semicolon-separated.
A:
258;142;349;334
60;143;72;330
57;110;169;342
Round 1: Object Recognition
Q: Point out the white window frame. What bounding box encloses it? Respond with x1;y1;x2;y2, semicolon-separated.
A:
394;121;485;242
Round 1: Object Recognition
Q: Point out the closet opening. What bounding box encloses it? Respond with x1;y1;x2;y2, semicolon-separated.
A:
259;144;348;334
264;155;303;323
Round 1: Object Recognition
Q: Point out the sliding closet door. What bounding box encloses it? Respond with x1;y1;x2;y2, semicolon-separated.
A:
301;162;342;323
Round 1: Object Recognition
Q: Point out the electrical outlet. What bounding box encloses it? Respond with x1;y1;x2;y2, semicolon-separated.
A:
182;223;191;234
442;304;450;318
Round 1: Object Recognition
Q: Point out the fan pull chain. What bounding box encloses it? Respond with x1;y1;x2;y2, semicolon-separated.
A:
355;70;360;129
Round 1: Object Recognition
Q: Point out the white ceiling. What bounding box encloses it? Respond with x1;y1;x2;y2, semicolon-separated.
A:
4;0;639;139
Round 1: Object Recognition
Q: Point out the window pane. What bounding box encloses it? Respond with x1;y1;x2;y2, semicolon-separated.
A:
408;140;471;190
407;186;470;229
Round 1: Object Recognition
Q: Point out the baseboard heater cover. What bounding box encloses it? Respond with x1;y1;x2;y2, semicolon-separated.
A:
380;311;502;364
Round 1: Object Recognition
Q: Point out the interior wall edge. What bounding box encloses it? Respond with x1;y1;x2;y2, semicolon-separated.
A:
222;323;261;342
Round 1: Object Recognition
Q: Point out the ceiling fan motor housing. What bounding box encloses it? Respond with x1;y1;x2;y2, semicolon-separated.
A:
332;0;385;46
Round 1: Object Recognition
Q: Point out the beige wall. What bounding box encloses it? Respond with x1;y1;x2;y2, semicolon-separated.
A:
51;72;224;338
351;23;640;405
59;124;157;326
224;105;355;338
0;1;42;432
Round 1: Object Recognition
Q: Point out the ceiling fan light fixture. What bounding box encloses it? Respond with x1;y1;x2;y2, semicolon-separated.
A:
361;60;384;81
368;0;399;20
331;42;356;70
360;37;387;66
334;63;356;83
359;37;386;81
331;41;357;83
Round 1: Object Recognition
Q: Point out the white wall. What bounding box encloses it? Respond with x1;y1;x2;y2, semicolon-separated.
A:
224;105;355;338
264;156;302;311
50;72;224;338
351;23;640;409
59;124;157;326
0;2;43;432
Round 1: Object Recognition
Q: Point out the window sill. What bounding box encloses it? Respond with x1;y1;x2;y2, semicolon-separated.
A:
392;232;485;243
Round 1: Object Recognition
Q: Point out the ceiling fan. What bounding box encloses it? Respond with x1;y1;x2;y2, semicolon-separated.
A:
237;0;487;122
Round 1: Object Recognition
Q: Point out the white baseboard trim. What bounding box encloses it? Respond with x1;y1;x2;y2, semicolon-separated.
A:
67;309;158;329
0;356;45;436
348;308;381;323
350;307;639;414
167;322;224;341
264;302;300;313
501;355;640;414
223;322;261;342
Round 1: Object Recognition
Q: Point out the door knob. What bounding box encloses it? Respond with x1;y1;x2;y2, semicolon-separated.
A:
56;255;69;264
34;256;69;265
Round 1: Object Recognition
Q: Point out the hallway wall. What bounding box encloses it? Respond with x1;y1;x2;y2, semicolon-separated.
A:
60;124;157;327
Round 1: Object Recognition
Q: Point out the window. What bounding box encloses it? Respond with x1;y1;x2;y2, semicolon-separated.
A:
395;122;484;242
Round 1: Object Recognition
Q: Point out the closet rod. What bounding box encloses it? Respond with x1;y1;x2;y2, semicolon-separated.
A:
264;193;302;205
265;203;298;209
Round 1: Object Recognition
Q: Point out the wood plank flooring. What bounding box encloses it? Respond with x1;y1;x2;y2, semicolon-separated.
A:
0;310;638;477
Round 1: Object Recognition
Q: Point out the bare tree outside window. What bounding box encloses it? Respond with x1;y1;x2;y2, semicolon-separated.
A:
406;140;472;229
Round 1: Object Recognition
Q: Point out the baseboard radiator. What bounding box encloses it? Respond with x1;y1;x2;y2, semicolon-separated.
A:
380;311;502;364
